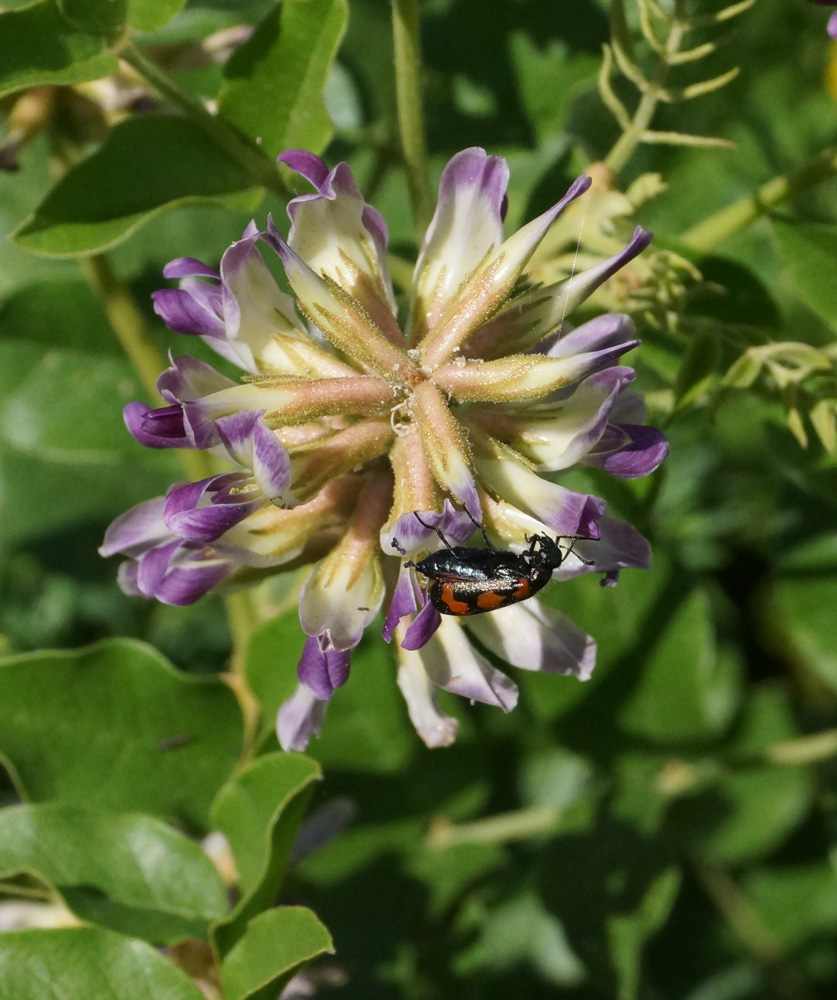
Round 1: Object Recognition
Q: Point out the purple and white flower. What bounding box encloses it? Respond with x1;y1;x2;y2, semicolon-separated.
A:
102;146;667;748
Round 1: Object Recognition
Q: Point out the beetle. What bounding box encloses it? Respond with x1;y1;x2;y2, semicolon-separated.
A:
407;511;580;616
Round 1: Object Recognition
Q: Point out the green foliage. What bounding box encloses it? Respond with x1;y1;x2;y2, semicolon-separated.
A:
1;0;837;997
0;803;227;942
218;0;348;159
0;927;206;1000
0;640;243;829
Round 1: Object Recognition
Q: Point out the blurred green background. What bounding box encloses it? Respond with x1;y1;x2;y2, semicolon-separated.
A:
3;0;837;997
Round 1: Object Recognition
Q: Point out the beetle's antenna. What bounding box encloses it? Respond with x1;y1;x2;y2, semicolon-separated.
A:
413;511;454;551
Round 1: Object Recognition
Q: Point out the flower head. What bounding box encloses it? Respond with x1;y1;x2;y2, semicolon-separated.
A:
101;147;667;748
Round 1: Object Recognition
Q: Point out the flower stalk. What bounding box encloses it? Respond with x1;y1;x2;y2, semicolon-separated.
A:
391;0;433;235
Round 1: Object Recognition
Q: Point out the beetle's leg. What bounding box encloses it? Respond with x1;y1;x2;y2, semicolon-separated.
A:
413;511;455;551
463;506;495;550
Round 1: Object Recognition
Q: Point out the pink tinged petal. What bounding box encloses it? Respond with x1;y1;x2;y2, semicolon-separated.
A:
163;257;219;280
469;235;652;360
543;312;639;363
297;635;351;699
279;160;398;330
419;174;592;367
277;683;328;752
124;401;190;449
411;148;509;337
299;552;384;650
99;496;168;557
298;473;391;649
268;226;415;381
585;424;669;478
215;411;292;500
553;515;651;581
470;368;630;472
829;11;837;37
219;230;306;372
401;598;442;650
465;600;597;681
412;381;482;519
472;437;604;537
423;618;518;711
396;647;460;748
543;226;653;324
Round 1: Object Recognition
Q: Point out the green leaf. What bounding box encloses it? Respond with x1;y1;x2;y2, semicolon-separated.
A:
0;1;117;100
219;0;348;159
12;115;261;257
667;687;814;864
0;639;243;830
56;0;127;34
127;0;187;32
0;927;205;1000
0;803;227;942
220;906;333;1000
771;573;837;696
210;752;321;956
770;217;837;327
619;588;743;744
0;338;178;546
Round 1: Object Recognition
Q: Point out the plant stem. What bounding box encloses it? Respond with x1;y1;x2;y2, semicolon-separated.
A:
427;806;559;847
118;41;289;201
681;145;837;254
603;16;685;174
391;0;433;236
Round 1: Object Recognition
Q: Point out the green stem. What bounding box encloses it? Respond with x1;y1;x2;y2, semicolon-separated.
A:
603;18;685;174
680;146;837;254
391;0;433;235
118;41;289;200
427;807;559;848
79;255;167;401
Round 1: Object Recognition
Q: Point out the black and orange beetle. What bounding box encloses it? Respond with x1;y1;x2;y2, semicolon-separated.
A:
408;512;578;616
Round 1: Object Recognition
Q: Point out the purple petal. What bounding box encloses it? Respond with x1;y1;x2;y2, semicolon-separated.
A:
163;257;219;280
387;500;476;556
544;313;637;359
216;411;291;500
157;354;235;404
117;560;141;596
279;149;331;189
99;496;168;558
382;568;420;642
586;424;669;478
152;286;225;339
136;542;235;605
298;636;352;700
555;515;652;580
401;599;442;651
124;401;190;449
163;478;256;543
830;12;837;38
277;683;329;752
